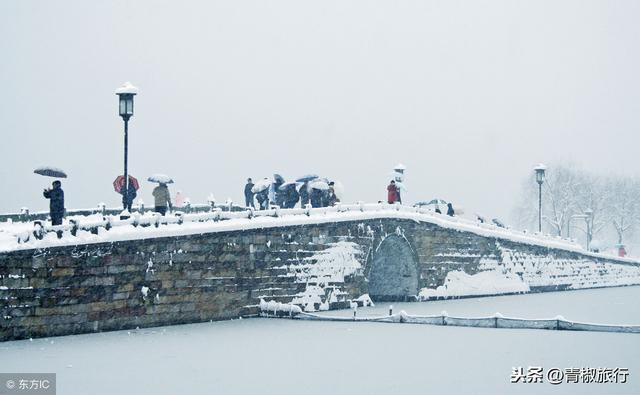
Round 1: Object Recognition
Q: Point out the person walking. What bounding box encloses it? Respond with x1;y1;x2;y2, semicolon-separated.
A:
284;184;300;209
152;182;173;215
387;180;398;204
310;187;324;208
255;189;269;210
446;202;455;217
271;175;285;208
299;181;310;208
43;180;65;225
244;178;255;208
174;191;186;209
121;187;137;212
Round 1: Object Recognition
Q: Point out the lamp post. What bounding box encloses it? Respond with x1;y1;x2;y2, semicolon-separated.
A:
115;82;139;216
584;208;594;250
534;164;546;232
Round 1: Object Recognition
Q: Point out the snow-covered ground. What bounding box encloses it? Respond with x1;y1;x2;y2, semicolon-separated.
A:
1;286;638;395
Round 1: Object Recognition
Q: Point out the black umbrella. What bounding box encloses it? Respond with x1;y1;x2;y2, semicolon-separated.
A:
34;166;67;178
296;174;319;183
274;174;285;184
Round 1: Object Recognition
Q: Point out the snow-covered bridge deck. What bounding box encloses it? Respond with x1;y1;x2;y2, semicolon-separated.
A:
2;203;639;341
0;203;626;261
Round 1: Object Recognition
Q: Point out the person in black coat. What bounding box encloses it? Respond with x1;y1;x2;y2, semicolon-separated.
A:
446;203;455;217
244;178;255;208
43;180;65;225
121;187;137;212
284;184;300;208
310;187;323;208
299;182;310;208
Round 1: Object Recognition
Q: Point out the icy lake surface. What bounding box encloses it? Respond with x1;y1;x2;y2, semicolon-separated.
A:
1;286;639;395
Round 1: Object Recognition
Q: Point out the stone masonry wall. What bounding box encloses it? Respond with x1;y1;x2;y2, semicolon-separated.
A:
2;217;639;341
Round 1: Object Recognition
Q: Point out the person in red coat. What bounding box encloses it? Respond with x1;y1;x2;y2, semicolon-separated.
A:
387;180;398;204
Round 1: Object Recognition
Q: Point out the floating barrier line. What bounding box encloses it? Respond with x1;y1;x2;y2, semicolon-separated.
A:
263;311;640;334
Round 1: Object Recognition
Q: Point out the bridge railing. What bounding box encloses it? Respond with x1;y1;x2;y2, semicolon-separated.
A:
7;201;589;255
0;202;246;224
286;310;640;334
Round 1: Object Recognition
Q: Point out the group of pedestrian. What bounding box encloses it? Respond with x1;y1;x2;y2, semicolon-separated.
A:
121;181;174;216
435;203;455;217
387;180;455;216
40;171;454;225
244;175;339;210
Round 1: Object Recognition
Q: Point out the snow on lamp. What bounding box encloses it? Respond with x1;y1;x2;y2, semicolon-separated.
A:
116;82;138;120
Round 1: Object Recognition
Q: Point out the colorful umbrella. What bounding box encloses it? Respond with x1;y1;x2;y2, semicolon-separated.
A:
113;175;140;193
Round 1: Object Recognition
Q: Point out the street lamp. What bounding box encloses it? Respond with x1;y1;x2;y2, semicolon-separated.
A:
584;208;594;250
115;82;139;215
534;164;546;232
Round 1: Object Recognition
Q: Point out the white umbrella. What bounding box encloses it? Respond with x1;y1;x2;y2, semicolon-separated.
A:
252;178;271;193
148;174;174;184
395;181;407;191
278;181;299;191
310;180;329;190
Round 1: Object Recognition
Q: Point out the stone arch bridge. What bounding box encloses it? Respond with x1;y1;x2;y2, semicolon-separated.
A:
2;206;640;341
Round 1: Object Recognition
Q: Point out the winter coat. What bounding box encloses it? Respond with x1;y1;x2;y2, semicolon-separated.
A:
387;184;398;204
244;183;254;198
285;188;300;209
174;192;186;208
43;186;64;216
153;184;172;208
255;190;269;210
299;183;310;207
447;203;455;217
121;187;137;207
310;188;323;208
275;188;287;208
327;187;339;206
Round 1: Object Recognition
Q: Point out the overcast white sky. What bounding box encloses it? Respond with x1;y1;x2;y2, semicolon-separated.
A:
1;0;639;222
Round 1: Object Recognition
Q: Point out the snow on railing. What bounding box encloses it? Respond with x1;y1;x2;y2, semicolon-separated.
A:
286;310;640;334
7;202;629;262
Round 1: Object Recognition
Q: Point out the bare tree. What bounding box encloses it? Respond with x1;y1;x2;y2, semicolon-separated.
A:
541;164;581;237
605;177;640;245
568;171;609;249
511;163;640;254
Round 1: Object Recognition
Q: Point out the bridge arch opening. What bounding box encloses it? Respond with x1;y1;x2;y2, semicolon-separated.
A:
368;234;419;302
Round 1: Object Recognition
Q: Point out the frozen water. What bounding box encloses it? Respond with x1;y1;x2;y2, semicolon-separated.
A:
0;287;638;395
